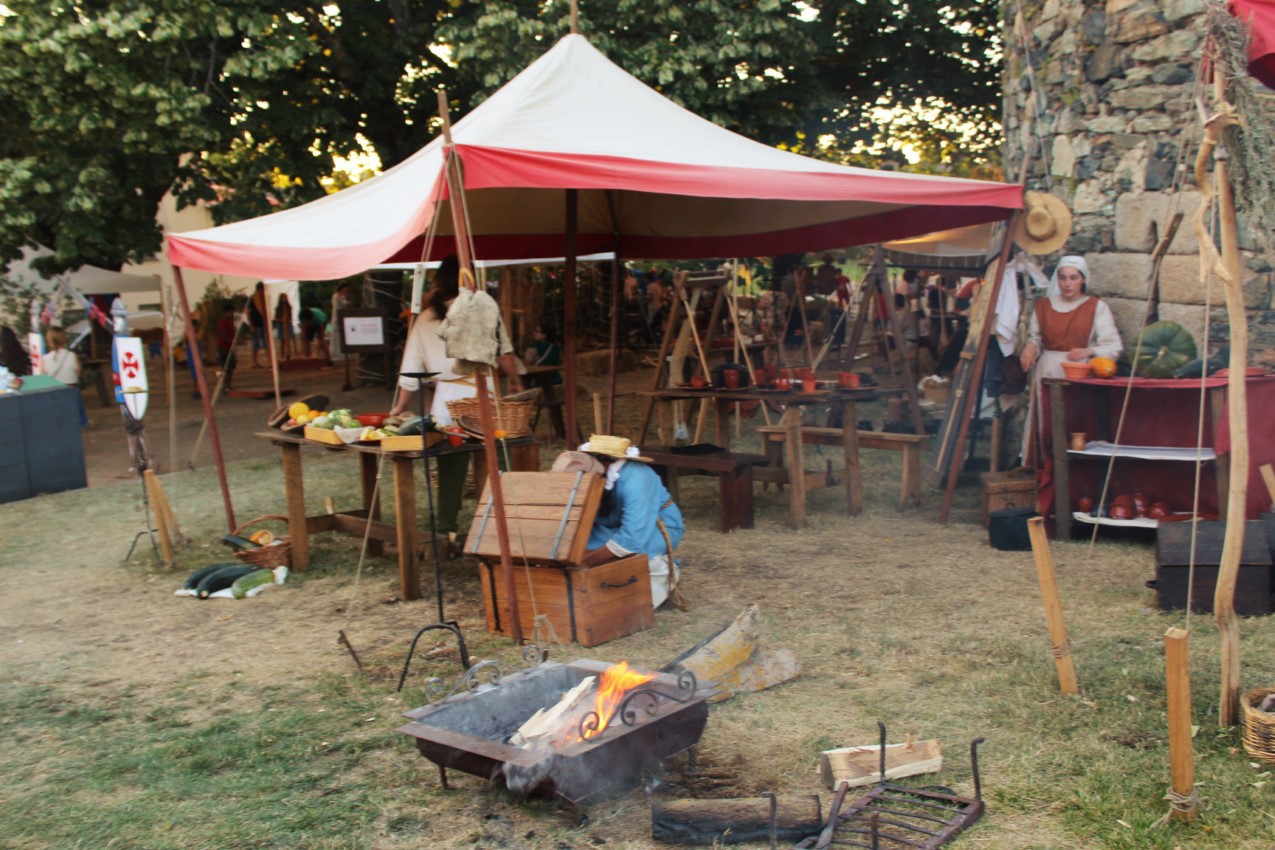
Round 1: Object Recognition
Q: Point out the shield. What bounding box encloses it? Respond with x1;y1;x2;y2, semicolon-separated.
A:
112;337;149;420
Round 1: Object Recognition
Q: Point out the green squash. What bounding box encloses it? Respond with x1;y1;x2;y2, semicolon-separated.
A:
1134;321;1197;378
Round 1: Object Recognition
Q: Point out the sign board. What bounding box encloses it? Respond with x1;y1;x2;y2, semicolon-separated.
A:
112;336;148;419
337;309;391;352
27;332;45;375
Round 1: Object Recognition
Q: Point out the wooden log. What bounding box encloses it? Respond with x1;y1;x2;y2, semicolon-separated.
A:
1027;517;1079;695
1164;627;1197;822
510;675;596;748
651;796;822;845
819;739;943;789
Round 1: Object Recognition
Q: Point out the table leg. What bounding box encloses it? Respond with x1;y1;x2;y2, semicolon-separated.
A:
1049;381;1071;539
280;443;310;571
714;398;732;450
359;452;384;556
841;398;862;515
783;406;806;528
719;465;755;531
539;378;566;439
392;456;420;601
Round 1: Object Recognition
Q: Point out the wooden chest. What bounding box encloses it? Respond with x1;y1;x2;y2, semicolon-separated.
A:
478;554;654;648
466;470;655;647
980;468;1037;527
1153;520;1273;616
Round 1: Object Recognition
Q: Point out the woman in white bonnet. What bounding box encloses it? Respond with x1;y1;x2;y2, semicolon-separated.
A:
1019;255;1123;380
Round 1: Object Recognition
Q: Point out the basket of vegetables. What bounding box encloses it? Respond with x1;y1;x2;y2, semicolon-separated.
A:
227;515;292;569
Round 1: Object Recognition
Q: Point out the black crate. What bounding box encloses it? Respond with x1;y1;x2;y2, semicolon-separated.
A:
1152;520;1273;615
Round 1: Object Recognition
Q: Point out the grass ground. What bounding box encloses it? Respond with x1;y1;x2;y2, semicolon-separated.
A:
2;383;1274;849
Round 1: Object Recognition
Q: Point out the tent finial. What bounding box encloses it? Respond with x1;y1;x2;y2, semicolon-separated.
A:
570;0;578;34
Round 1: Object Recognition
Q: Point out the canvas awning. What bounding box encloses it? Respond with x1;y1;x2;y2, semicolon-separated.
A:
5;245;161;295
168;34;1022;280
1231;0;1275;88
882;222;1001;271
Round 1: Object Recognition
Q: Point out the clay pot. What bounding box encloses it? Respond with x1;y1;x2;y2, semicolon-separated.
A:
1148;501;1170;519
1077;496;1094;513
1110;504;1135;520
1112;494;1133;508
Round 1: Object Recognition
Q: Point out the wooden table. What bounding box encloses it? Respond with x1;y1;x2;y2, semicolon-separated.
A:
638;386;878;527
255;431;539;600
641;445;770;532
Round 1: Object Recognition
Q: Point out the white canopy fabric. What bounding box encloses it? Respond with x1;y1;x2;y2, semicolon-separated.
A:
882;222;1002;271
169;34;1022;281
5;245;161;294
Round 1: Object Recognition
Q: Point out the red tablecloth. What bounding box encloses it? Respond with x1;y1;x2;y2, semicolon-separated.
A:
1038;374;1275;525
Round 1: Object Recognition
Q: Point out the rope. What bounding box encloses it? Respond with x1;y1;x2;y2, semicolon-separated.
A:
1150;785;1202;829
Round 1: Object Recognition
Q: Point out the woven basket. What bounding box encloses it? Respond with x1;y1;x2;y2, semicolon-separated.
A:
231;515;292;569
445;397;535;438
1242;687;1275;763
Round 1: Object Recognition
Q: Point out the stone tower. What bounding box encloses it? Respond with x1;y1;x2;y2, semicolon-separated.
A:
1002;0;1273;358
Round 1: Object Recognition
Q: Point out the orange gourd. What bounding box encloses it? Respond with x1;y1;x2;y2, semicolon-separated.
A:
1091;356;1117;378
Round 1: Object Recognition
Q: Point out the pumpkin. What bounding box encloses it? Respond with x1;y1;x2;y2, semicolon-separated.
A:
1091;356;1117;378
1134;321;1197;378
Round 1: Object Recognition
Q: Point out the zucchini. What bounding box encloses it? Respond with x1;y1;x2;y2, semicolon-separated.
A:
196;564;257;598
221;534;260;551
183;563;236;591
231;569;276;599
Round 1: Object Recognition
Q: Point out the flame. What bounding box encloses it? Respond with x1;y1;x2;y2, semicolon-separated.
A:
582;662;656;740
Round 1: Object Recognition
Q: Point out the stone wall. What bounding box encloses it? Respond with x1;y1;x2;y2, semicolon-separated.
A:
1002;0;1275;362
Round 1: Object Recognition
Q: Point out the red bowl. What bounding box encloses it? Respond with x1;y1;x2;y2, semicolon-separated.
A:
355;412;389;427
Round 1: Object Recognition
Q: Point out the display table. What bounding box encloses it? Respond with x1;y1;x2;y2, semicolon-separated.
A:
638;386;878;527
1039;374;1275;538
1;381;87;503
254;432;539;600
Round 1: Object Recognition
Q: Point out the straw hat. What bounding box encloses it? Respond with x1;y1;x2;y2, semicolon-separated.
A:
580;434;651;462
1011;191;1072;255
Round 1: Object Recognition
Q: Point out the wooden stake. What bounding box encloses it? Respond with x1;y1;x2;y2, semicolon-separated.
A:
1260;463;1275;507
143;469;174;567
1164;627;1197;822
1027;517;1079;694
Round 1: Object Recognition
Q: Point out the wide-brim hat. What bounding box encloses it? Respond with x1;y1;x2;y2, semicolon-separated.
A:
580;434;651;462
1011;191;1072;255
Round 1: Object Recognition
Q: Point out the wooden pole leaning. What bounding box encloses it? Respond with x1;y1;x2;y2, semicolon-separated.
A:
1026;517;1079;695
437;89;522;644
143;469;175;567
172;266;236;532
1163;627;1197;823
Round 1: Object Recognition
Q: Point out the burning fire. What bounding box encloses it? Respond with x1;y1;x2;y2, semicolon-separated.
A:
583;662;656;740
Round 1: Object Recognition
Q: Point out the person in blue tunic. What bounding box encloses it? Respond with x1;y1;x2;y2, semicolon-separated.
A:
575;435;685;608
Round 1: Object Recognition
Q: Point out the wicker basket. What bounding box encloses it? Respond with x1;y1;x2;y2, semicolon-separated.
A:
445;397;535;438
231;515;292;569
1242;687;1275;763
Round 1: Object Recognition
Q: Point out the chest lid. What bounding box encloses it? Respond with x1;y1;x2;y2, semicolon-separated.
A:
464;471;605;566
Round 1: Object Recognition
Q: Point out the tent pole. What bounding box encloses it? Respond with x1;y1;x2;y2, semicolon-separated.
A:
159;275;177;474
263;285;281;408
172;266;236;532
438;89;522;644
563;189;581;445
607;242;621;433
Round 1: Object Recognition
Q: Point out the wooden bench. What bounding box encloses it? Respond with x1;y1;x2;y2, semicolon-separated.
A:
642;445;770;533
757;426;928;511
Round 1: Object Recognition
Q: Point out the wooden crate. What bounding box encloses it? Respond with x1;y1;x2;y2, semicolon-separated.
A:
464;471;604;565
1153;520;1273;615
980;468;1037;527
478;554;654;647
303;425;344;445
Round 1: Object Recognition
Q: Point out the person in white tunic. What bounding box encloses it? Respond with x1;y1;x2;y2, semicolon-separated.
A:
390;256;522;539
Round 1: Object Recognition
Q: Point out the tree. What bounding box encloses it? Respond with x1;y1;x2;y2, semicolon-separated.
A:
0;1;315;272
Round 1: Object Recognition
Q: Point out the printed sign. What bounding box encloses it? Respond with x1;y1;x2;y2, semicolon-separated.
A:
342;315;385;347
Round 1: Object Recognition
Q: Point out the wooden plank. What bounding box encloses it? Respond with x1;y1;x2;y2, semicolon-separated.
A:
466;472;604;565
1027;517;1079;695
819;739;943;789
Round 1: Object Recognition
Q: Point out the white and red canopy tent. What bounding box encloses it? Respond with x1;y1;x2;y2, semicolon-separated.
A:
169;34;1022;280
165;32;1024;534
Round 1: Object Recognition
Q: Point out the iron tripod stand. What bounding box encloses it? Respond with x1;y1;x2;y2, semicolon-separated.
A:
120;399;160;565
396;371;472;694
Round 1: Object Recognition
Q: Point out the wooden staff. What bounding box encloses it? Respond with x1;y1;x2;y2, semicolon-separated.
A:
1164;627;1197;822
726;293;773;427
1027;517;1079;694
676;273;714;442
1194;71;1248;726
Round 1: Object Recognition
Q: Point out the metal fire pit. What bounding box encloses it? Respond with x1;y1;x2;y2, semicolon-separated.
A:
397;659;711;806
